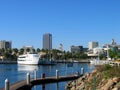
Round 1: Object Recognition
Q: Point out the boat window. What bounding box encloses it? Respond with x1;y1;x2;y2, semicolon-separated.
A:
19;57;26;58
34;55;39;57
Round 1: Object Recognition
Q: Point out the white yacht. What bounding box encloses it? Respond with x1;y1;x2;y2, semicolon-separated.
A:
17;53;39;65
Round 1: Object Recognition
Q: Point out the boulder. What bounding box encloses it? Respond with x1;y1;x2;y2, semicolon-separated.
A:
101;79;114;90
71;86;76;90
112;87;119;90
112;77;120;83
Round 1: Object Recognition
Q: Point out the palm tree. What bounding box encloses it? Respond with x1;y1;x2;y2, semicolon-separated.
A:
52;49;58;60
32;48;36;53
12;48;18;55
37;48;41;53
19;48;24;55
41;49;45;52
26;48;30;53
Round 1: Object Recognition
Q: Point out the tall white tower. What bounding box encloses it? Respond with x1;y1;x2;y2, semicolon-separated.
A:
59;43;63;52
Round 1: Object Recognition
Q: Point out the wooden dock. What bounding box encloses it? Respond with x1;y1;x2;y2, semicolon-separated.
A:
0;75;81;90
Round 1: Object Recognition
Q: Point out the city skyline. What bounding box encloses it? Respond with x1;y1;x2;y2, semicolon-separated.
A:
0;0;120;50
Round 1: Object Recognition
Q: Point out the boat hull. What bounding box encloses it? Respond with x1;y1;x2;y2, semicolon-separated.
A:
18;60;39;65
90;59;108;65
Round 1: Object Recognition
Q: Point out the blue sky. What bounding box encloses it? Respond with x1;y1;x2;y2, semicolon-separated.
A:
0;0;120;51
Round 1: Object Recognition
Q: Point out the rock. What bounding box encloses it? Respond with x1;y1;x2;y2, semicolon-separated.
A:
71;86;76;90
71;81;76;87
91;69;97;75
113;77;120;83
114;82;120;89
65;68;120;90
112;87;119;90
76;84;85;90
101;79;114;90
98;79;108;88
65;81;73;90
87;74;93;82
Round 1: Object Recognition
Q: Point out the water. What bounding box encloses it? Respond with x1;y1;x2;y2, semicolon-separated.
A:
0;63;94;90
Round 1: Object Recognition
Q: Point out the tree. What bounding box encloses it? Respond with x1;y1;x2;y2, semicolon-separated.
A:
37;48;41;53
26;48;30;52
19;48;24;55
32;49;36;53
3;52;10;60
109;49;116;59
12;48;18;55
52;49;58;60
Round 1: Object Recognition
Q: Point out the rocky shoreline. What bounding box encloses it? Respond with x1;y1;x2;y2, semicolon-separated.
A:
65;65;120;90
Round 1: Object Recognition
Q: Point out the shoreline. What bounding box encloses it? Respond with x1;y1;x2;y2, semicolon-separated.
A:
0;61;17;64
65;65;120;90
0;59;90;64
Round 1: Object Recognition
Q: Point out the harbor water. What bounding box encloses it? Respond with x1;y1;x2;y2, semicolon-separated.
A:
0;63;94;90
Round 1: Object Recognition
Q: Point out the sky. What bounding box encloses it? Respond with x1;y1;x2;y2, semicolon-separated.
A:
0;0;120;51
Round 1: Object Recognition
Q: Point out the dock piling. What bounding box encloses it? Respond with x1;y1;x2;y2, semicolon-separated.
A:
41;73;45;78
81;68;84;75
34;70;37;80
27;73;30;85
5;79;9;90
56;70;59;79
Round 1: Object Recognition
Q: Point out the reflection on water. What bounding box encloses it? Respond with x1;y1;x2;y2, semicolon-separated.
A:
32;82;67;90
18;65;39;71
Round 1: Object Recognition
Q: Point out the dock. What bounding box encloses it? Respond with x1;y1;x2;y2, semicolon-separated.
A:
0;68;85;90
0;75;81;90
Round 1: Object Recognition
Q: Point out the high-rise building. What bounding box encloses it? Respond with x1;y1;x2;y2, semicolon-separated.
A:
88;42;98;50
0;40;12;49
70;45;83;53
43;33;52;50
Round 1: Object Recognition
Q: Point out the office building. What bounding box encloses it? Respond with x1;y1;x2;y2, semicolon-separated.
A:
43;33;52;50
23;46;34;53
0;40;12;49
88;42;98;50
71;45;83;53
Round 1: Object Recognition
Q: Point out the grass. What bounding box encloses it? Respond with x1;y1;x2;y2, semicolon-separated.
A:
96;64;120;79
85;64;120;89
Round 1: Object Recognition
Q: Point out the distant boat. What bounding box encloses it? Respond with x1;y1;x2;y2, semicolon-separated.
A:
90;59;100;65
17;53;39;65
39;50;56;65
90;51;102;65
90;59;108;65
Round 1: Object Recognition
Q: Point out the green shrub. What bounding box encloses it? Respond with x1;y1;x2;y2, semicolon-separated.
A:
96;64;120;79
104;64;112;70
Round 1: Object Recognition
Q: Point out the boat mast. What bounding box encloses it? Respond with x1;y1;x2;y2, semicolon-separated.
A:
107;44;110;60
